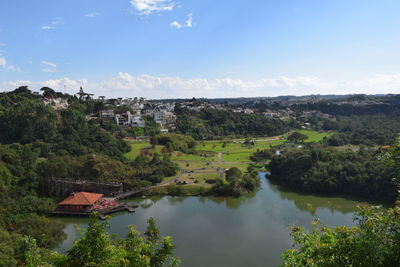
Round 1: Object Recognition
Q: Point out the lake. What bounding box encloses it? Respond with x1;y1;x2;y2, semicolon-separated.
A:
56;173;375;267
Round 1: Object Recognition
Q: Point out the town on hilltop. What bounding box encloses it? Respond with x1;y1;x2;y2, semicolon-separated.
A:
40;86;398;137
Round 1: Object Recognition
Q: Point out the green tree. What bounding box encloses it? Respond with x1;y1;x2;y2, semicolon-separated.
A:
287;131;308;143
67;214;179;267
67;214;126;266
225;167;242;183
281;206;400;267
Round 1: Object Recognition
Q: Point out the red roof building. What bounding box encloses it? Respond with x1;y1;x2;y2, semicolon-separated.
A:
58;192;103;211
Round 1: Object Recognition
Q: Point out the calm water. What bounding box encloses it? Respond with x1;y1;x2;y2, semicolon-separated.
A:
56;173;375;267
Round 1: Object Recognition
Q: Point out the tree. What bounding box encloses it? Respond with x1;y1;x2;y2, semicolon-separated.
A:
0;229;18;267
67;214;179;267
281;206;400;267
287;131;308;143
40;87;56;98
67;214;124;266
225;167;242;183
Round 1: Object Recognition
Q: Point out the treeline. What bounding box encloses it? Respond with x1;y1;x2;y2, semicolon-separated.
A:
321;115;400;146
268;145;397;203
174;104;297;140
292;96;400;117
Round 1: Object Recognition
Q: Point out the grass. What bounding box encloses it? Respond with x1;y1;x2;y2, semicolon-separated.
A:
179;173;220;186
124;140;165;160
298;129;333;143
161;171;181;183
124;141;150;160
171;151;216;161
222;152;251;162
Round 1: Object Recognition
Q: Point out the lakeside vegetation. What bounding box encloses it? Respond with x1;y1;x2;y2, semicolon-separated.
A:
0;86;399;266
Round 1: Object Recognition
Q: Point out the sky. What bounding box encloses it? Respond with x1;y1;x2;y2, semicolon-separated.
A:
0;0;400;99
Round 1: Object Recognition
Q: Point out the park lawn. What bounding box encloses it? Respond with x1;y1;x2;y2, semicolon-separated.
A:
176;161;213;170
196;139;285;154
161;170;181;183
171;151;216;161
222;152;251;162
124;142;150;160
298;130;333;143
124;141;164;160
180;172;220;185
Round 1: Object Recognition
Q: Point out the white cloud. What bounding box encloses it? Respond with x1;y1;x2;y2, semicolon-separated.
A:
42;17;64;30
41;68;56;73
2;73;400;98
0;57;6;67
41;61;57;68
185;13;193;27
85;12;100;18
130;0;175;15
0;56;21;72
41;26;55;30
0;43;6;46
170;21;183;28
170;13;194;29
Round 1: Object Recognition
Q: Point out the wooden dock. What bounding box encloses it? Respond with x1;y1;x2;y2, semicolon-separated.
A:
52;203;138;217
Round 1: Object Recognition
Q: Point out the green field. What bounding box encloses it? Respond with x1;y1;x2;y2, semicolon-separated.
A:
124;130;331;181
171;151;216;161
298;130;333;143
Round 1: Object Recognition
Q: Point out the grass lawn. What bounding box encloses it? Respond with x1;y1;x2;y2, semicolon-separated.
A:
124;142;150;160
179;172;220;186
222;152;251;162
161;170;181;183
124;141;165;160
298;130;333;143
175;161;213;170
171;151;216;161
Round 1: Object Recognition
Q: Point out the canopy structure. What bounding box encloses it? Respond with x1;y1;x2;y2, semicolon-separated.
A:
58;192;103;206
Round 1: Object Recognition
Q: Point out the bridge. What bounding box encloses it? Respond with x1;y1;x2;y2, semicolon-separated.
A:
114;186;157;200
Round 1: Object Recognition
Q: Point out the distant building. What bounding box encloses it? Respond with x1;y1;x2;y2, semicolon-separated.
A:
115;111;132;126
151;106;177;127
115;111;146;127
100;109;115;119
131;113;145;128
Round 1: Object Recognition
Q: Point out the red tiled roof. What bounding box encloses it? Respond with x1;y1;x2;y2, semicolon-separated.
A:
58;192;103;206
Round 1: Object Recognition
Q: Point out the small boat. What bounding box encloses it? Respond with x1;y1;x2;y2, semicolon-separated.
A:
99;214;107;220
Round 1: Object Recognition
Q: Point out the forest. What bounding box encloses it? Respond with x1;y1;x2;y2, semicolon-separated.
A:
0;87;180;265
174;104;297;140
267;144;397;203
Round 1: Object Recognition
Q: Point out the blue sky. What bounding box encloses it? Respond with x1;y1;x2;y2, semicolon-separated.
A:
0;0;400;98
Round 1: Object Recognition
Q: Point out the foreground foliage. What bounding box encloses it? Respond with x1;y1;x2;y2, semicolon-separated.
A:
2;215;179;267
281;205;400;267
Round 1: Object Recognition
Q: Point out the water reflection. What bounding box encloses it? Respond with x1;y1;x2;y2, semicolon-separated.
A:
266;175;376;215
56;172;378;267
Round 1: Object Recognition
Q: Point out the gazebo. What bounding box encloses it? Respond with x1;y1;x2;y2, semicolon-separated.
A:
58;192;103;212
